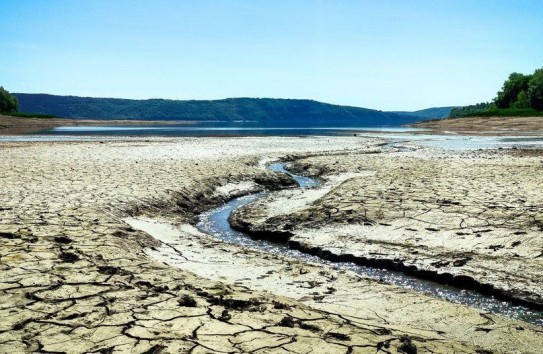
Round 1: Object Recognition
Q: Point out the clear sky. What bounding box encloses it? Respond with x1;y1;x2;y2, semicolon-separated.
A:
1;1;542;111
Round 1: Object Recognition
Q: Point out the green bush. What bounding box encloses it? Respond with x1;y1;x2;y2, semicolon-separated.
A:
449;102;493;117
452;108;543;118
0;86;18;113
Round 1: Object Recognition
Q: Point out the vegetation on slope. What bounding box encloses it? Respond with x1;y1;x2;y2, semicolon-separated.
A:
14;94;428;126
3;112;57;118
450;67;543;118
396;107;455;119
1;86;57;118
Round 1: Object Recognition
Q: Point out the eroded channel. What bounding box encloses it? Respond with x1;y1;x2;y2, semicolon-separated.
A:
196;162;543;326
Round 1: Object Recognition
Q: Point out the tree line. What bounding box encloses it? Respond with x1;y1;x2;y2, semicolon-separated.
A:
495;68;543;110
450;67;543;117
14;93;427;125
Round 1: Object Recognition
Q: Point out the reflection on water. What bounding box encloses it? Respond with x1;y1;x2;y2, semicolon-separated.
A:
196;163;543;326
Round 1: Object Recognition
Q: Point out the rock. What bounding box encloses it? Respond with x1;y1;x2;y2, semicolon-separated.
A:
178;294;197;307
398;336;417;354
278;316;295;328
218;309;231;322
54;236;73;244
59;251;80;263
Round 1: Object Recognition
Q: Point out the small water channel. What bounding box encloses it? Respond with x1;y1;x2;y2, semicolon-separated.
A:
196;162;543;326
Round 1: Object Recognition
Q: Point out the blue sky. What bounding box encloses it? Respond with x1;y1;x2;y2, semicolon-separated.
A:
1;1;542;110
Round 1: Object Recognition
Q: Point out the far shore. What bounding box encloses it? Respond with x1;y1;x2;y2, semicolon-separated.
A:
412;116;543;135
0;114;197;135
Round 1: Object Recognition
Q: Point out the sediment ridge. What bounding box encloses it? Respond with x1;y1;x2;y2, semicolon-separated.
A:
229;148;543;311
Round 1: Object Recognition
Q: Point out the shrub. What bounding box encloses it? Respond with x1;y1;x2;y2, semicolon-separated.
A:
0;86;18;113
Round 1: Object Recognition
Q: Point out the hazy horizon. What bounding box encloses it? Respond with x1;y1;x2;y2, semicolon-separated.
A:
2;1;542;111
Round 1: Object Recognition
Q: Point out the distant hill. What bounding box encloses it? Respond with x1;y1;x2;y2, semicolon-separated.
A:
14;93;437;127
394;107;455;119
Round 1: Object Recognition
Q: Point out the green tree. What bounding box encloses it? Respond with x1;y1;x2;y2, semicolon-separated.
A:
494;72;531;108
0;86;19;113
513;91;530;108
527;68;543;111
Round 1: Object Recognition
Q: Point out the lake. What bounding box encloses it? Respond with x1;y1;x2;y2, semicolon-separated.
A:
36;125;427;137
2;124;543;150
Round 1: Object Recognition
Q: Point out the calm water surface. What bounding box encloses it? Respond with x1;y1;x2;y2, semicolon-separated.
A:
3;124;543;150
41;125;428;137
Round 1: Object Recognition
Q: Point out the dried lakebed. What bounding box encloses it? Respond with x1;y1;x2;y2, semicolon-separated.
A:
217;163;543;325
142;161;542;325
4;136;542;353
128;151;543;352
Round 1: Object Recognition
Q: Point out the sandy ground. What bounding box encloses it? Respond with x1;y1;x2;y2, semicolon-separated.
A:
412;116;543;135
0;114;196;135
1;136;542;353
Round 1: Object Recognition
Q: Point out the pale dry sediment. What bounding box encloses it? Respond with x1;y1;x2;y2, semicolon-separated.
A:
0;137;452;354
0;137;541;353
230;147;543;310
127;216;543;353
412;116;543;135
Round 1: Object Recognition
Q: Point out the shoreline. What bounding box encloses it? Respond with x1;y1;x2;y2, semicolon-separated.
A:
411;116;543;135
3;112;543;139
0;114;197;135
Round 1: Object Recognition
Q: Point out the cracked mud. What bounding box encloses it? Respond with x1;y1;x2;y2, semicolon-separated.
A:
231;146;543;312
1;137;542;353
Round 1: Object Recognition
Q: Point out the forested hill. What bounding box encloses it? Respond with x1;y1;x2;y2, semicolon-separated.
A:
14;94;436;126
394;107;455;119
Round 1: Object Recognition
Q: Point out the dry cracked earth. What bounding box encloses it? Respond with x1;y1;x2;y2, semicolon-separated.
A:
1;136;542;353
231;146;543;314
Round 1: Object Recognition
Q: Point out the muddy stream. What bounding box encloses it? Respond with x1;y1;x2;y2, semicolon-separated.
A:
195;162;543;326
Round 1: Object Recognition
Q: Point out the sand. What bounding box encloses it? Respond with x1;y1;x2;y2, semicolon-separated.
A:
0;114;196;135
412;116;543;135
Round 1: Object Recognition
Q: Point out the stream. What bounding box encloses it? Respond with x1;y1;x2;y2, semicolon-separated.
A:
196;162;543;326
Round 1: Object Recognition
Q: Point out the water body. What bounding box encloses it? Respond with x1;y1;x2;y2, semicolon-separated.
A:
37;125;428;137
268;162;320;188
5;124;543;150
196;162;543;326
0;125;424;142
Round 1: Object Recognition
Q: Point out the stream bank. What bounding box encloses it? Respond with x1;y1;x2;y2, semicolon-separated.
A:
126;151;543;352
119;139;543;353
230;148;543;319
125;152;543;353
223;163;543;324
